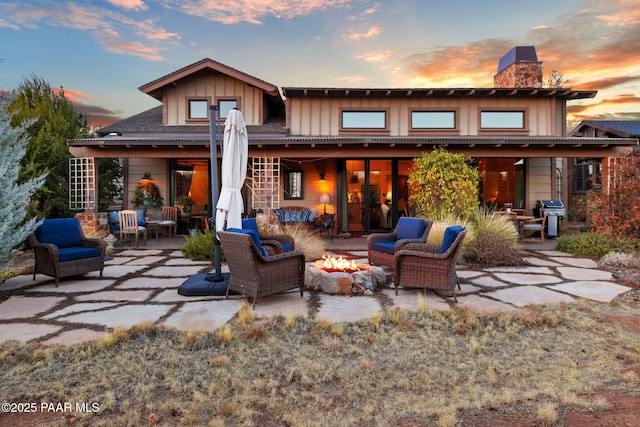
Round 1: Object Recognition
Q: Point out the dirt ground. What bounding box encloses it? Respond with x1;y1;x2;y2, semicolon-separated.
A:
3;250;640;426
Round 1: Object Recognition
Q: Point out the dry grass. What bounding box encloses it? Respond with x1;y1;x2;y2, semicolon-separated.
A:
1;301;639;426
280;223;325;261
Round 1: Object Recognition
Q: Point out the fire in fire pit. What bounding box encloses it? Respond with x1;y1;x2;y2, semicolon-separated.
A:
316;254;361;273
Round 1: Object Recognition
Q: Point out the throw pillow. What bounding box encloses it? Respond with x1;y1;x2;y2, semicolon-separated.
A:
227;228;269;257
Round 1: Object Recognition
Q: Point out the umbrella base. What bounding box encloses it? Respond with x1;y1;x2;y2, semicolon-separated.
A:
178;272;233;296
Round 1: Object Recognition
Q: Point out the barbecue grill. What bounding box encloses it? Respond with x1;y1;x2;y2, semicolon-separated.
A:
537;200;565;238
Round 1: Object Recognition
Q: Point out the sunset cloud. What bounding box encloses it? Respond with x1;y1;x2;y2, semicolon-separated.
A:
108;0;148;11
343;26;382;42
0;1;176;60
162;0;352;25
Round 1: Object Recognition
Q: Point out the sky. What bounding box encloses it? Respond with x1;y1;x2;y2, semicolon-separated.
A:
1;0;639;129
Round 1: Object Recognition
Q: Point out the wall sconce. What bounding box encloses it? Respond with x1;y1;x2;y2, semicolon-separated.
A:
319;193;330;215
319;172;326;181
141;172;152;181
349;173;359;184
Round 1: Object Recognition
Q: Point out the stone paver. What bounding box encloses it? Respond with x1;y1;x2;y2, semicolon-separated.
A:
44;302;121;319
382;288;451;312
162;300;244;331
117;277;185;289
164;258;212;266
556;267;613;281
143;265;206;277
58;304;173;328
43;328;106;346
316;294;382;323
0;296;66;320
469;275;511;289
100;265;148;277
252;292;310;319
0;323;62;343
25;280;115;294
151;289;224;302
123;256;167;265
487;286;575;307
554;257;599;268
548;281;632;302
0;274;49;291
457;270;485;279
457;294;517;312
486;266;554;274
523;257;564;267
493;272;563;286
74;290;153;302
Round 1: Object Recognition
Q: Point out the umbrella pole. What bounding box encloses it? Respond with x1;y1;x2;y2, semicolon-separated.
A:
208;105;224;281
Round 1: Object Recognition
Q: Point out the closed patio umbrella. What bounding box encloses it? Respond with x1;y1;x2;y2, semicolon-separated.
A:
215;108;248;233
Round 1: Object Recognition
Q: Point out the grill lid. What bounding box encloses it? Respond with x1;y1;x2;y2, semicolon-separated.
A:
539;199;564;208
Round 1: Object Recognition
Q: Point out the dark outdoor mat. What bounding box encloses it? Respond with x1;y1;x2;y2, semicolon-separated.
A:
178;272;236;296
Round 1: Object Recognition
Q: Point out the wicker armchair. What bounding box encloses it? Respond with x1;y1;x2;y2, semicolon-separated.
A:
28;218;106;287
241;217;295;254
367;217;432;267
218;229;305;307
394;226;467;302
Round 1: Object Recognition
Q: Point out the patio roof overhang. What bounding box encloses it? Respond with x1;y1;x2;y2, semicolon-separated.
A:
68;135;638;159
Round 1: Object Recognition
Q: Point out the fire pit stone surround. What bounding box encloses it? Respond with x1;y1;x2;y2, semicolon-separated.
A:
306;255;386;295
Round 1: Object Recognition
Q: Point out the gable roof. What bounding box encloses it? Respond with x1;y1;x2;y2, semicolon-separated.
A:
569;120;640;138
139;58;281;100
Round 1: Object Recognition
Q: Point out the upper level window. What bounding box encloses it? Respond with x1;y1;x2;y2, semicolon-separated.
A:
218;99;238;119
188;99;208;120
411;111;456;129
480;111;525;129
341;110;387;130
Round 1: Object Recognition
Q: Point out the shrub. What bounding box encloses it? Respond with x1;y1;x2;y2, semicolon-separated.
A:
280;223;325;261
180;231;221;261
408;148;480;219
462;208;525;266
555;232;640;257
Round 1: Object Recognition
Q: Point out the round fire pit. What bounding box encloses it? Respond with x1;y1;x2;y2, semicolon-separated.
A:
305;255;386;295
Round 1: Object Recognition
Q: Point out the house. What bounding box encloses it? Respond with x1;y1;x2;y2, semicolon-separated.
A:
68;46;638;235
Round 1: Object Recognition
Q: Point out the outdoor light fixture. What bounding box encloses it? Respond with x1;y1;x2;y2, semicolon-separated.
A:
319;172;326;181
349;173;359;184
319;193;330;214
141;172;152;181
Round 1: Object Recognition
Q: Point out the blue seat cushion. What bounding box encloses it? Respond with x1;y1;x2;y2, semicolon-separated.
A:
396;217;425;240
227;228;269;257
371;241;396;255
136;209;146;226
108;211;120;232
242;218;259;233
441;225;465;253
281;243;294;253
58;247;101;263
36;218;82;248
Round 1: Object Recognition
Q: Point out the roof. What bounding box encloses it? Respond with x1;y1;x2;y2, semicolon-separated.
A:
96;106;287;137
282;87;597;100
569;120;640;138
139;58;281;100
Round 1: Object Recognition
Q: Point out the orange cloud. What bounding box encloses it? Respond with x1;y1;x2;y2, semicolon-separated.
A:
573;75;640;91
51;87;92;103
107;0;148;11
343;26;381;42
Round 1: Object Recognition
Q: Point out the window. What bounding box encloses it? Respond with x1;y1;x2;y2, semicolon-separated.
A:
480;111;525;129
411;111;456;129
341;110;387;130
188;99;209;120
284;171;303;200
574;160;600;193
218;99;238;119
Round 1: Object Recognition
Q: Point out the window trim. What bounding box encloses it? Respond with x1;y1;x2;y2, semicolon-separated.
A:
409;108;460;135
478;108;529;134
339;108;390;135
186;97;211;123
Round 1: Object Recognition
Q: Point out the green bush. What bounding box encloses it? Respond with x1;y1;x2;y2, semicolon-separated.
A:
555;232;640;257
180;231;222;261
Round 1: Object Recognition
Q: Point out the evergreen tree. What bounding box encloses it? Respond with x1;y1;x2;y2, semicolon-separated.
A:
0;111;46;270
6;76;88;218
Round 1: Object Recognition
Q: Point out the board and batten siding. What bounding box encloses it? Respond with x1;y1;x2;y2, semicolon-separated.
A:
162;74;265;126
287;96;559;137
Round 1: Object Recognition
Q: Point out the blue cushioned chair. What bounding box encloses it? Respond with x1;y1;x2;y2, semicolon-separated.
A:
241;218;295;254
28;217;106;286
394;226;468;302
367;217;433;267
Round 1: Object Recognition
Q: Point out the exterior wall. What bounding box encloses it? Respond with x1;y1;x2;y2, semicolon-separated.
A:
126;158;169;215
527;158;553;212
494;62;543;88
163;73;265;126
287;97;559;137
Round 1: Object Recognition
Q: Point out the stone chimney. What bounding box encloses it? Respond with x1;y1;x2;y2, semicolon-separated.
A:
494;46;543;88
